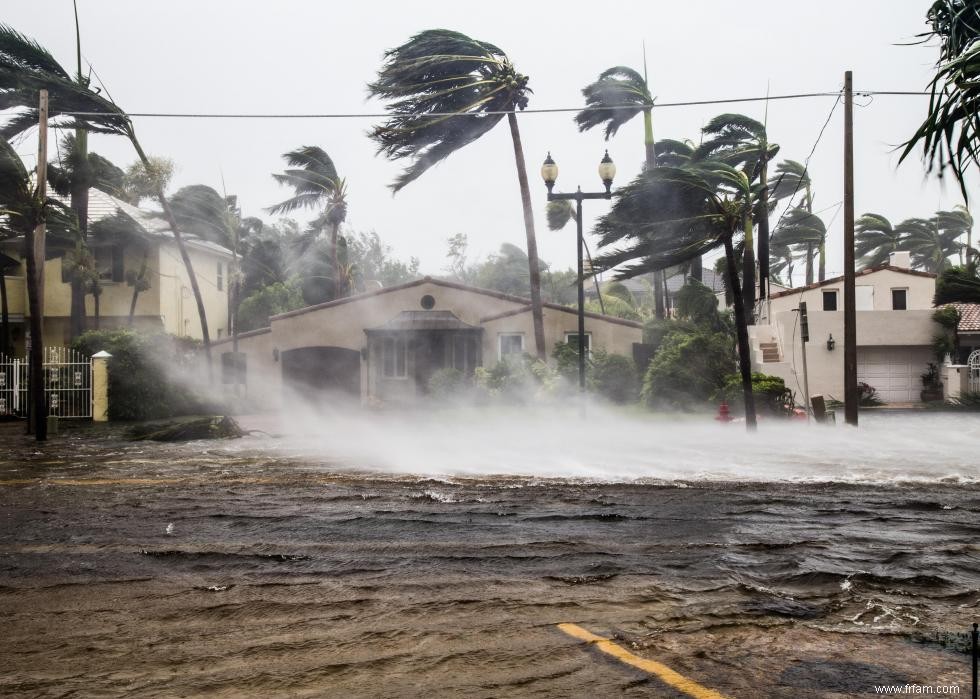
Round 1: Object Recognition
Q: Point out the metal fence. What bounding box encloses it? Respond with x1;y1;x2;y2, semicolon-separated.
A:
969;349;980;394
0;347;92;419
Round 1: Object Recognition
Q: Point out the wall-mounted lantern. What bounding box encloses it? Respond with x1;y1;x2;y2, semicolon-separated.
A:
826;334;836;351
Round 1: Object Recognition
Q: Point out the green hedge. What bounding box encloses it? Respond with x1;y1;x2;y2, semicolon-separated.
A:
73;330;218;421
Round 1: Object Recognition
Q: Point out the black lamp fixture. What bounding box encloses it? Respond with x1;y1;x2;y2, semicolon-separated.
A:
826;334;836;351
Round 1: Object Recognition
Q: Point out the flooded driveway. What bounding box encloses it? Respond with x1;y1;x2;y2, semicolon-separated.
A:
0;414;977;697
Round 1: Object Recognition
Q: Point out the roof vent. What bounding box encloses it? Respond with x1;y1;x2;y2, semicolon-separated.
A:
889;251;911;269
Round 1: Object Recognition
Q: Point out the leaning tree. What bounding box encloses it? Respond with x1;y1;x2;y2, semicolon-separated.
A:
367;29;547;359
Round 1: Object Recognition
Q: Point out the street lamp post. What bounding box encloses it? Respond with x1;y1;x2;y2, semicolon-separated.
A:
540;151;616;394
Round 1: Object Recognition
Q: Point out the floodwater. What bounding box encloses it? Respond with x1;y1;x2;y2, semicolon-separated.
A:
1;411;978;697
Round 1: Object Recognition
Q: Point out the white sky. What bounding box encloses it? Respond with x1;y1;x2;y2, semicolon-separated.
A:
7;0;976;284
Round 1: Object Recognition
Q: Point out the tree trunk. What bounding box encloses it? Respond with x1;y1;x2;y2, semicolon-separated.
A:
93;286;100;330
741;213;756;325
663;271;671;315
724;233;757;431
653;271;665;319
818;239;826;282
128;132;212;376
757;158;771;300
506;112;546;360
25;230;46;440
690;257;703;282
805;243;814;285
330;223;340;300
68;128;89;341
643;108;656;168
0;268;9;356
128;249;148;326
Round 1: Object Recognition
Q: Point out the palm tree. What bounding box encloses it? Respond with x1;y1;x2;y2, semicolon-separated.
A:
769;238;796;287
592;162;760;430
693;114;779;316
367;29;546;359
267;146;347;300
0;23;214;368
855;213;904;268
574;64;670;316
936;204;974;264
771;207;827;285
545;199;605;312
901;0;980;201
902;215;963;273
767;160;823;284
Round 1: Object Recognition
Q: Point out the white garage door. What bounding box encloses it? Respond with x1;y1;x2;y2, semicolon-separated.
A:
857;346;932;403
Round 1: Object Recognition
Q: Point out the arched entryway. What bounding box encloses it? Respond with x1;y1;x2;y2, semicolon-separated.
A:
281;346;360;402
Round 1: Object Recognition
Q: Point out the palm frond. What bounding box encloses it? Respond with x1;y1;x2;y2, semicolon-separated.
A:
575;65;652;139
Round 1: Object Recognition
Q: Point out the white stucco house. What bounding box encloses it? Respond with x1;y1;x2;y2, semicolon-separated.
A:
212;277;643;407
748;252;942;404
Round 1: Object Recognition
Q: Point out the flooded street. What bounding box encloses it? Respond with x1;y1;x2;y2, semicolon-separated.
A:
1;414;978;697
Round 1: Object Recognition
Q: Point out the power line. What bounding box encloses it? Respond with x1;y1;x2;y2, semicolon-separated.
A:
54;89;929;120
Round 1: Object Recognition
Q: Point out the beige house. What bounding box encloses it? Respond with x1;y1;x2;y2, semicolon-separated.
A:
748;252;940;404
212;277;642;406
0;188;232;351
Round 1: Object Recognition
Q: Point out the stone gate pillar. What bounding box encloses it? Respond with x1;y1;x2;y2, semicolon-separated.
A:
91;350;112;422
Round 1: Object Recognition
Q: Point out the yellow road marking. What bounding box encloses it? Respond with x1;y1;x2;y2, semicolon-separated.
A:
557;623;730;699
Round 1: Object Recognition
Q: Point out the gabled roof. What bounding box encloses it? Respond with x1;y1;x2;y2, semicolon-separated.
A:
479;303;643;329
769;264;936;300
270;276;643;329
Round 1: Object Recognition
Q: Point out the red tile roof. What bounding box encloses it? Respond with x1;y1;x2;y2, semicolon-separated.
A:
947;303;980;332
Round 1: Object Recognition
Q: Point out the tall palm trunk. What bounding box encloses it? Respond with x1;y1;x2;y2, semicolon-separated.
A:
805;243;814;285
643;107;668;319
506;112;545;360
128;249;148;325
24;229;46;440
128;133;212;375
741;212;756;324
757;158;771;300
818;241;827;281
330;222;340;300
68;128;89;340
724;233;757;431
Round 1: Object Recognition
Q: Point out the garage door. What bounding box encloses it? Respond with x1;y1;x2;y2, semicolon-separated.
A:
857;346;932;403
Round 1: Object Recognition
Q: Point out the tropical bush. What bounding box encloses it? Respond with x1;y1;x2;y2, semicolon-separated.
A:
427;367;468;398
237;281;305;332
716;372;794;416
641;330;734;410
473;356;559;403
591;350;638;404
73;330;218;420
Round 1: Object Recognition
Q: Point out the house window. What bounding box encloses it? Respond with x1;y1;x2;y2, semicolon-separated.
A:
564;332;592;356
95;245;124;282
382;337;407;378
498;333;524;360
217;262;224;291
822;290;838;311
453;335;478;373
891;288;908;310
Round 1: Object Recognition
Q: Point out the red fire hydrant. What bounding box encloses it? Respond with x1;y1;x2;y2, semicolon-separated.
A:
715;400;733;423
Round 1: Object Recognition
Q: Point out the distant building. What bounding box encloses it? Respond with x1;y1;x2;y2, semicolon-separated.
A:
750;252;941;404
0;188;232;351
213;277;642;406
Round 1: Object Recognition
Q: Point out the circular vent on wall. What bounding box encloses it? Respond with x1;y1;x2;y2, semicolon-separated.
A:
420;294;436;310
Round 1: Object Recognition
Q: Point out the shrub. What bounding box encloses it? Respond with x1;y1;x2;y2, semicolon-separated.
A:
474;356;559;403
642;330;734;410
717;372;795;416
427;367;468;398
591;350;639;403
237;282;305;332
73;330;217;420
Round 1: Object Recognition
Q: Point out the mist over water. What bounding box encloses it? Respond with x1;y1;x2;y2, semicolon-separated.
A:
245;404;980;485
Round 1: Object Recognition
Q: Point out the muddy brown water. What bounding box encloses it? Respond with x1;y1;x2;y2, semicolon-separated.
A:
0;421;977;697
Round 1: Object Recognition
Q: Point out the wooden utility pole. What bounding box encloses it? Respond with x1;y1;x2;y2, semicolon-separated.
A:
843;71;858;426
28;90;49;441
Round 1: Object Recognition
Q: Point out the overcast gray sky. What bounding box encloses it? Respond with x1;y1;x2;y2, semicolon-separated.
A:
7;1;975;283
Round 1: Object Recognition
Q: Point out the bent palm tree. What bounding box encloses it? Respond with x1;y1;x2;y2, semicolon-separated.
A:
936;204;974;264
592;162;759;430
771;207;827;285
267;146;347;300
575;64;672;313
903;216;963;273
367;29;546;359
855;213;904;268
694;113;779;314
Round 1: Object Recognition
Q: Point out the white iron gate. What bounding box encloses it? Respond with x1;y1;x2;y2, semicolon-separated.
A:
0;347;92;418
969;349;980;394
